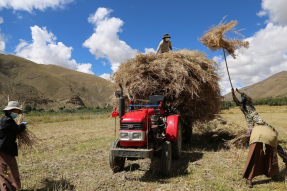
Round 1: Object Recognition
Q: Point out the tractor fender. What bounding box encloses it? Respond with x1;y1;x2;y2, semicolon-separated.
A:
166;115;181;141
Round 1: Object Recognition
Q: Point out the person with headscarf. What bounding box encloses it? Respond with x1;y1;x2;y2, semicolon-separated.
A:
232;88;287;188
156;33;172;54
0;101;27;191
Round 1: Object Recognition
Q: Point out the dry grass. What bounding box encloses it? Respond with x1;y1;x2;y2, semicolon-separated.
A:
17;106;287;190
111;50;221;123
198;17;249;58
14;103;38;149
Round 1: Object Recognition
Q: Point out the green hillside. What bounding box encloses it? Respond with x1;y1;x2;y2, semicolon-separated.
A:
0;54;113;109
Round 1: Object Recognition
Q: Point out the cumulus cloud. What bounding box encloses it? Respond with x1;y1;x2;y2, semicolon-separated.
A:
100;73;111;81
0;0;73;13
83;7;137;74
0;17;5;53
218;23;287;95
15;25;94;74
256;10;267;17
144;48;156;54
83;7;157;78
258;0;287;25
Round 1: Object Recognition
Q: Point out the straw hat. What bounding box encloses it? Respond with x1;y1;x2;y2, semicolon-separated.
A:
3;101;22;111
162;33;171;39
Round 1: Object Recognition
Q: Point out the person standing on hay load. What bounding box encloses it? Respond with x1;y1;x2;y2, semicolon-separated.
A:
0;101;27;191
232;88;287;187
156;33;172;54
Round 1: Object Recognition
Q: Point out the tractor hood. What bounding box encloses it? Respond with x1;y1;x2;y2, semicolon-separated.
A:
121;109;156;123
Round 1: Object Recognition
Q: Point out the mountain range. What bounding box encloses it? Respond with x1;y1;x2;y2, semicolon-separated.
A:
0;54;113;109
224;71;287;100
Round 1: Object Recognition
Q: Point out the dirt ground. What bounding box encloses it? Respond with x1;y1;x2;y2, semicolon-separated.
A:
17;106;287;190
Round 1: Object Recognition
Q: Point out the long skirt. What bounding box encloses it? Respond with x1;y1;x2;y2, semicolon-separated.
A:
243;142;279;179
0;151;21;191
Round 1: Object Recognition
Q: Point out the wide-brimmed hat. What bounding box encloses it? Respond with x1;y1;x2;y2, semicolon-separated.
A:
162;33;171;39
3;101;22;111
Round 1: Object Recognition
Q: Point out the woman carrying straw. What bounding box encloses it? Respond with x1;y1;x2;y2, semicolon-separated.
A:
0;101;27;191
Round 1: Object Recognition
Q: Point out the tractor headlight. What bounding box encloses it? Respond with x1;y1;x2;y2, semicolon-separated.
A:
132;133;141;139
119;132;129;140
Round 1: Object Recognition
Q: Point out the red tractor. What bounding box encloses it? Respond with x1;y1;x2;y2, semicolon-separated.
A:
109;85;191;176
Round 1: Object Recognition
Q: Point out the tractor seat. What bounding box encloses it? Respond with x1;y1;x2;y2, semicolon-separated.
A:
149;95;166;115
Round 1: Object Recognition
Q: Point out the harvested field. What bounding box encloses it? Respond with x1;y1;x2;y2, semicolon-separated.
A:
18;106;287;190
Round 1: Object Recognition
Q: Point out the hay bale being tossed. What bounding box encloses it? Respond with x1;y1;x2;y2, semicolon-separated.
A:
111;50;221;123
198;18;249;59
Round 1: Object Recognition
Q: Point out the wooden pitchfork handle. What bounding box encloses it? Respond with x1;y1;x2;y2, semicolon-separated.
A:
223;49;233;89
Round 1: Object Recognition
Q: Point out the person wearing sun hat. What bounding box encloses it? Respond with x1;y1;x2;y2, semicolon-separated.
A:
156;33;173;54
0;101;27;191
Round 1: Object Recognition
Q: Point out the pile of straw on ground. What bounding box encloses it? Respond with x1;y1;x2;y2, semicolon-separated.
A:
198;18;249;58
111;50;221;123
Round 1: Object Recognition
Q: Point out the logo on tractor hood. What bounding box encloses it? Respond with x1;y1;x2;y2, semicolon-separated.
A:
127;124;134;129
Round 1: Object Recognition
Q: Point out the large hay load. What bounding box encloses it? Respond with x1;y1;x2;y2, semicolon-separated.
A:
111;49;221;124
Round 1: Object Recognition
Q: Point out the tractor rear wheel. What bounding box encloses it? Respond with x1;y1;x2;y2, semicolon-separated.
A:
109;139;126;173
161;141;172;176
171;120;182;159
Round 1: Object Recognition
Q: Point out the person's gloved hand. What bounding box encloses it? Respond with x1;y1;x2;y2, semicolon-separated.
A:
21;122;28;125
231;88;234;92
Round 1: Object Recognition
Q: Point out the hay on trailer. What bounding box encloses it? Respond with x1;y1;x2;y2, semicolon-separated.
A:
111;49;221;123
198;18;249;58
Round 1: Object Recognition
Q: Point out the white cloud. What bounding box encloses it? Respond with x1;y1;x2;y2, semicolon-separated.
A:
213;55;223;64
101;61;107;66
258;0;287;25
256;10;267;17
0;0;73;13
100;73;111;81
15;25;93;74
83;7;137;74
77;63;94;74
219;23;287;95
144;48;156;54
0;17;4;53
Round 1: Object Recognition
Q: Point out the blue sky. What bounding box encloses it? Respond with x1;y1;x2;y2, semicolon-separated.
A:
1;0;287;95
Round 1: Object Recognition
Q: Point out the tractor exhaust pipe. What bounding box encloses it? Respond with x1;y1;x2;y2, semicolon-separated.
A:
118;84;125;118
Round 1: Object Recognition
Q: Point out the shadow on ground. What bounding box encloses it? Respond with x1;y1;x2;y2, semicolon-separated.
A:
252;169;286;186
21;178;75;191
132;144;204;183
192;131;240;151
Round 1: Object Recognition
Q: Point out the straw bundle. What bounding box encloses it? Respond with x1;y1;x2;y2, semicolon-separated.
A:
15;105;38;148
224;132;249;148
198;18;249;58
111;50;221;122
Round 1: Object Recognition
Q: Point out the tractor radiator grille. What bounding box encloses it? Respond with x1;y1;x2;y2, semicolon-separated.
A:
120;122;143;130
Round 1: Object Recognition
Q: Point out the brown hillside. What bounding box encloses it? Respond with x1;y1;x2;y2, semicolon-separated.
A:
0;54;113;109
224;71;287;100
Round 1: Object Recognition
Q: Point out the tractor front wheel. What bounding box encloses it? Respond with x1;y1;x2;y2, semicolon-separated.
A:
171;120;182;159
161;141;172;176
109;139;126;173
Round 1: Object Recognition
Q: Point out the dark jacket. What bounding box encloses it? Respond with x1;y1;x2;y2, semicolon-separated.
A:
0;113;26;156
